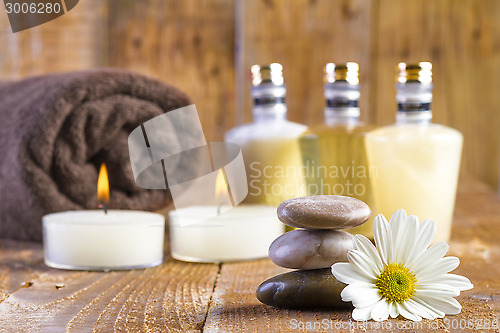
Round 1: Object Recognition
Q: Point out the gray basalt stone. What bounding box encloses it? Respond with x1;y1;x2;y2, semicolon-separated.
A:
277;195;370;229
268;229;353;269
256;268;350;309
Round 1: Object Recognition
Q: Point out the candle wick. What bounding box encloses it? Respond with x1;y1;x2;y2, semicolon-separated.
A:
217;205;221;216
98;204;108;215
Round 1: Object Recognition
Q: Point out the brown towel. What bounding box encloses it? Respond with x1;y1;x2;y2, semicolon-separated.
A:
0;69;191;242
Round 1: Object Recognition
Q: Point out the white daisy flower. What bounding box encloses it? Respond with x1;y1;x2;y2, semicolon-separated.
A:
331;209;473;322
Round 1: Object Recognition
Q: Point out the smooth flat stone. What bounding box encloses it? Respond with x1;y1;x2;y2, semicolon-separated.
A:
269;229;353;269
256;269;350;309
277;195;370;229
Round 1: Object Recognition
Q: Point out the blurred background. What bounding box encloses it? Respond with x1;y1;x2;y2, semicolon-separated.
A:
1;0;499;189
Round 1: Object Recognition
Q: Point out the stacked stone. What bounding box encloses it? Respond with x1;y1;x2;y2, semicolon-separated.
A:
256;195;371;309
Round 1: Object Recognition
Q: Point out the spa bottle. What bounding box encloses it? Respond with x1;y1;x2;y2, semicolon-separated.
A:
225;63;307;207
365;62;462;243
299;62;375;238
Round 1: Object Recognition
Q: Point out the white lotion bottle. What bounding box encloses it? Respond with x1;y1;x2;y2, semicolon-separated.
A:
365;62;462;242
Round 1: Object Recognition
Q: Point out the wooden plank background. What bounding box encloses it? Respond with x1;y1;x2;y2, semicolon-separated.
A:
1;0;500;189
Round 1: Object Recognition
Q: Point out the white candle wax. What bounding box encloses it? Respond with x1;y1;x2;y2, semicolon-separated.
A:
42;210;165;270
169;205;283;262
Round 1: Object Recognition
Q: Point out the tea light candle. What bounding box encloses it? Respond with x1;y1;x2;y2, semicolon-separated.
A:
43;210;165;270
169;205;283;262
42;163;165;271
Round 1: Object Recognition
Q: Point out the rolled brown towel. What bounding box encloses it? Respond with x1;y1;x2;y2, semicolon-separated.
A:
0;69;192;242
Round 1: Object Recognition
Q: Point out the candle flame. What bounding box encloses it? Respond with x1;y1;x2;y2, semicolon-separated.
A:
215;169;228;215
97;163;110;203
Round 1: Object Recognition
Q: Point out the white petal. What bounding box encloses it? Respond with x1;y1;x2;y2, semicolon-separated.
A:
347;250;380;280
411;242;450;274
332;263;371;284
415;282;460;294
388;302;398;318
352;293;381;309
352;306;373;321
419;296;462;315
352;291;380;309
399;215;419;264
389;209;407;263
411;297;445;319
399;301;422;321
353;235;384;271
373;214;393;265
371;299;390;321
422;273;474;291
389;209;407;225
389;209;407;236
395;302;421;321
341;283;379;306
416;257;460;281
395;303;403;317
407;219;435;264
415;286;460;298
405;298;435;320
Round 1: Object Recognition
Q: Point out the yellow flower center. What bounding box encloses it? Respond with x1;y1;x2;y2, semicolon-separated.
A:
375;263;416;303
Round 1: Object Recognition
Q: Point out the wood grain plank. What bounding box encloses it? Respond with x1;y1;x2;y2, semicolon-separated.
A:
0;256;219;332
204;178;500;332
0;240;48;304
108;0;235;142
203;259;355;333
238;0;375;127
373;0;500;188
0;0;107;78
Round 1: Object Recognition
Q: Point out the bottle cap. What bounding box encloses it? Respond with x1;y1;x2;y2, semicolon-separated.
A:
397;62;432;84
324;62;359;85
251;63;284;86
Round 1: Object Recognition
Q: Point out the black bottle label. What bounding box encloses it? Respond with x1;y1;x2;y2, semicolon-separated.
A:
326;99;358;108
398;102;431;112
254;97;286;105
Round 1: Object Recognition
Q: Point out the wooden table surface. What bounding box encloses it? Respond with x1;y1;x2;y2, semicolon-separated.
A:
0;178;499;333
